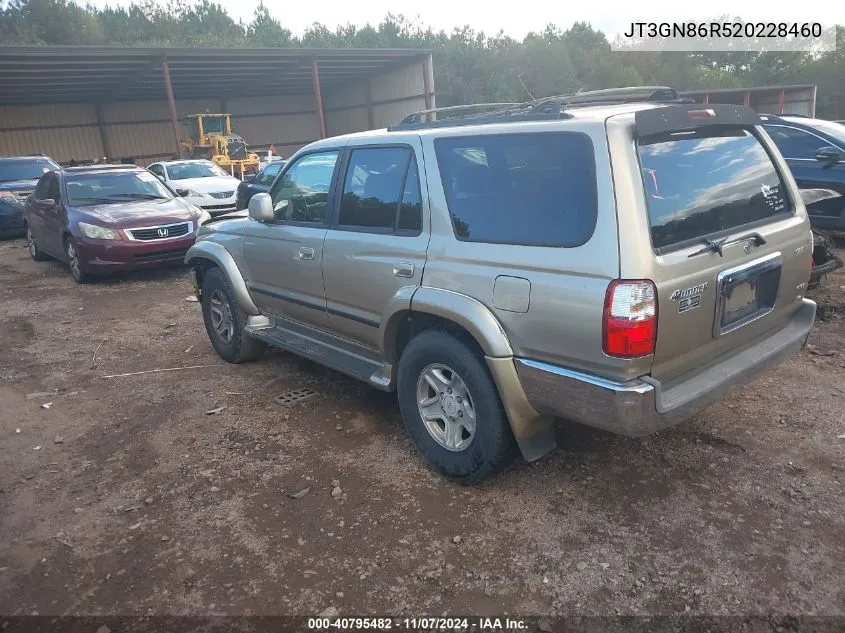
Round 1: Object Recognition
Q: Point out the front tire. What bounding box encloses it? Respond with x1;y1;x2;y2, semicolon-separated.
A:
201;267;265;363
65;237;89;283
26;225;48;261
397;330;518;484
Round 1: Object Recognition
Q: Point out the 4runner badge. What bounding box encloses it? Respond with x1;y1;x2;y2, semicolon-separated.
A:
671;282;709;314
670;282;709;301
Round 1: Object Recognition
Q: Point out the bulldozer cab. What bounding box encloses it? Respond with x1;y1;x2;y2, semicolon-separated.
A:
185;114;231;143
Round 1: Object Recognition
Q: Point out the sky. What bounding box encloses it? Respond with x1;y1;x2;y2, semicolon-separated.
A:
85;0;840;39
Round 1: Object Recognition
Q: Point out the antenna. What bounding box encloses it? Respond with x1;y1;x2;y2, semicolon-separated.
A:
518;74;536;102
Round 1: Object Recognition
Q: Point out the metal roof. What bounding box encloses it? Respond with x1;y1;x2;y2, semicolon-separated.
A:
0;46;430;105
680;84;815;96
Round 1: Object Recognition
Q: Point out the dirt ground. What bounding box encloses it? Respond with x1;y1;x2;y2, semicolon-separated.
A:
0;236;843;619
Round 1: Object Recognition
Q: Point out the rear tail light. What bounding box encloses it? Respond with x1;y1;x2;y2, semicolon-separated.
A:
603;280;658;358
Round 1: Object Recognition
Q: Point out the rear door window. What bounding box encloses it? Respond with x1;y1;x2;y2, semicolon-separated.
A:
763;125;828;159
434;132;597;247
638;128;792;252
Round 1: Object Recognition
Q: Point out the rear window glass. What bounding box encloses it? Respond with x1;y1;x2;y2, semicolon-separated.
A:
638;128;792;252
434;132;597;247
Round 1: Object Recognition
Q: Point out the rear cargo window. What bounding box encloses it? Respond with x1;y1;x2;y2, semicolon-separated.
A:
434;132;597;247
638;128;792;252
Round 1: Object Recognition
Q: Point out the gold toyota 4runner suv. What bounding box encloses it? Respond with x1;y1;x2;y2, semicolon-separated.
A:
186;87;816;484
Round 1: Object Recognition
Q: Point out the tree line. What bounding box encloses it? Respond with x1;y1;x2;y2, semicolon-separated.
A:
1;0;843;118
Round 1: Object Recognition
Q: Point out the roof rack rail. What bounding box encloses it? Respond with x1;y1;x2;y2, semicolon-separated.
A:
389;86;690;131
389;99;566;131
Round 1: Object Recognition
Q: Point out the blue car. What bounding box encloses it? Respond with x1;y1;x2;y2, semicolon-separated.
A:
0;155;61;238
761;115;845;232
235;159;286;210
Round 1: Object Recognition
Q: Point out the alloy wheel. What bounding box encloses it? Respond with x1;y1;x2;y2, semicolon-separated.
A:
209;289;235;343
415;363;476;452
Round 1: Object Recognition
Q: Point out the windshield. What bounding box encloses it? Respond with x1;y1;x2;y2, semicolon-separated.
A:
0;158;59;183
803;119;845;147
66;171;175;206
638;127;792;252
167;162;228;180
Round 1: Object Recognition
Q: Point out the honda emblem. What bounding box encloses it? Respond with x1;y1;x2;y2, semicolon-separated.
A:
157;228;169;238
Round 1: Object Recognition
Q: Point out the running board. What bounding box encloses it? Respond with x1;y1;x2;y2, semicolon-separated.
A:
246;321;391;390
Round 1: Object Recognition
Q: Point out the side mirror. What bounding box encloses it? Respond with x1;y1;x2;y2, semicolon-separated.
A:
35;198;56;209
815;146;843;166
248;192;274;222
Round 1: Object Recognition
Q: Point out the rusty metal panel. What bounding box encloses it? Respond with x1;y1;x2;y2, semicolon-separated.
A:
326;106;369;137
0;103;97;128
233;113;319;147
228;94;314;116
370;61;425;104
106;122;174;159
100;98;222;124
324;82;367;110
372;97;427;129
0;126;102;162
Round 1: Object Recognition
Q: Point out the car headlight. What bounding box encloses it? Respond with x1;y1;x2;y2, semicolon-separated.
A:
78;221;120;240
195;208;212;226
180;189;204;198
0;191;19;204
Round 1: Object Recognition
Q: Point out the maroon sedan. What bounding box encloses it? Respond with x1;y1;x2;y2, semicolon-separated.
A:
24;165;210;283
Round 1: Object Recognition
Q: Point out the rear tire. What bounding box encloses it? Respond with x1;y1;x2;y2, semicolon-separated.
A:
64;237;89;283
201;267;265;363
397;330;518;484
26;225;47;261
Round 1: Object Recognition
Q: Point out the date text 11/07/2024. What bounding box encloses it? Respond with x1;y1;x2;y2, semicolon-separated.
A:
307;617;528;630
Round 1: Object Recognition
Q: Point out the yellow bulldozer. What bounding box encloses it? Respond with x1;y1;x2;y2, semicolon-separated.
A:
180;113;260;178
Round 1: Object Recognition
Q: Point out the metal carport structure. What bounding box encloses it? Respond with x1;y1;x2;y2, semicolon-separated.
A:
0;46;434;164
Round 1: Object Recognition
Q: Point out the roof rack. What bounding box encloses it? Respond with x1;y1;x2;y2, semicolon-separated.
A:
389;86;691;131
389;99;566;131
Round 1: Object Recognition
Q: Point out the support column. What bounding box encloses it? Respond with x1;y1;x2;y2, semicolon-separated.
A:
94;102;112;162
366;78;375;129
703;93;709;105
422;55;433;121
743;91;751;107
809;86;817;117
311;57;326;139
161;57;181;158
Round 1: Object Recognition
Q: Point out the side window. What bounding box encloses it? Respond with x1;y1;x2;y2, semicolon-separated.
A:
764;125;828;159
434;132;597;247
45;174;60;202
148;164;164;179
34;174;51;200
338;147;421;232
258;162;281;186
269;151;339;223
398;156;422;232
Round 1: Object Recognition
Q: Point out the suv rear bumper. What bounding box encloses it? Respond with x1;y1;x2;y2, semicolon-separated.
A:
513;299;816;436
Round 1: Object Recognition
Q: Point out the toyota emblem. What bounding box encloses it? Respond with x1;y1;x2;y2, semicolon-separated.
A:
157;228;169;238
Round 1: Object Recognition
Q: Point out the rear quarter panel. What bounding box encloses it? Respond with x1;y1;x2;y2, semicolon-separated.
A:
419;121;638;380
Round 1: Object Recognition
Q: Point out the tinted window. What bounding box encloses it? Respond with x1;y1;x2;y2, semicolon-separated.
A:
257;162;282;186
148;164;165;178
46;175;60;202
34;174;51;200
764;125;827;159
802;119;845;147
269;151;339;223
338;147;414;230
434;133;597;246
65;171;174;206
398;156;422;231
0;158;59;183
639;128;791;252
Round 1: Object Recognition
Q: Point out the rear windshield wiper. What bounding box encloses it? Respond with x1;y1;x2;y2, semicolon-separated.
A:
687;233;767;258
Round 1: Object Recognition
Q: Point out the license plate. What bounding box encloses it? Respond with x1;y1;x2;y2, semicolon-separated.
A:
724;281;758;319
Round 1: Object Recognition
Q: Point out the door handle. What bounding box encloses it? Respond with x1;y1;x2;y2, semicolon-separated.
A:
393;262;415;278
298;246;315;260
